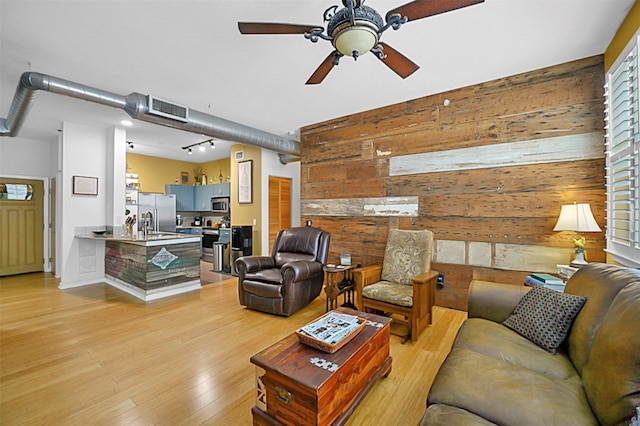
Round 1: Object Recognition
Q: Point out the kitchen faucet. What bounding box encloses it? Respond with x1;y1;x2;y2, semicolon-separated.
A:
143;211;153;239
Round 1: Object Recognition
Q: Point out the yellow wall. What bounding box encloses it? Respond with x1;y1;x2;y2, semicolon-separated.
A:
230;144;262;255
126;153;230;193
604;0;640;71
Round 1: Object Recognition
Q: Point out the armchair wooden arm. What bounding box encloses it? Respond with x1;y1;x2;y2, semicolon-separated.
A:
354;265;382;310
412;270;438;339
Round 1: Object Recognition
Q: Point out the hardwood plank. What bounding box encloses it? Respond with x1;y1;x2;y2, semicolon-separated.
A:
0;272;466;425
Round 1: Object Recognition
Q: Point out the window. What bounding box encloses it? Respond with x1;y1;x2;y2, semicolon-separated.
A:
605;31;640;268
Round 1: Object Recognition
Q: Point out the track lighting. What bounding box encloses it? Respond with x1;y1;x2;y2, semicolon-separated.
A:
127;142;134;150
182;138;215;153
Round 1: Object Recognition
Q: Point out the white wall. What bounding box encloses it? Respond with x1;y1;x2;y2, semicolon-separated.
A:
260;150;300;254
0;136;56;177
0;135;56;271
58;122;126;288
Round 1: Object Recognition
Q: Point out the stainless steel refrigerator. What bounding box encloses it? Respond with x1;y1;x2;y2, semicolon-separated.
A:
137;193;177;232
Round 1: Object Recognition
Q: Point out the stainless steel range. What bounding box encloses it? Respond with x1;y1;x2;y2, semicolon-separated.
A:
201;227;219;263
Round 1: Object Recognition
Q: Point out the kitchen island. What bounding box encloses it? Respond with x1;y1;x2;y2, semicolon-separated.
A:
78;232;202;301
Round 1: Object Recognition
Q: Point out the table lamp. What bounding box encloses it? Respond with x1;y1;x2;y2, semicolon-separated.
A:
553;201;602;266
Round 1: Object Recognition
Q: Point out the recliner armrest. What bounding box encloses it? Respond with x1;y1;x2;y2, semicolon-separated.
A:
468;280;531;323
281;260;323;282
236;256;275;273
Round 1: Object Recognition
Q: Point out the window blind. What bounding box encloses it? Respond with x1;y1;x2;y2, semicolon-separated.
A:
605;38;640;267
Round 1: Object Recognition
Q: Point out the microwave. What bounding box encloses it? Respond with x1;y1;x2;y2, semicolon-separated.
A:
211;197;230;214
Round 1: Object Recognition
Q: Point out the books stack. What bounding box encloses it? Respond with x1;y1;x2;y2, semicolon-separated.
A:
525;273;566;292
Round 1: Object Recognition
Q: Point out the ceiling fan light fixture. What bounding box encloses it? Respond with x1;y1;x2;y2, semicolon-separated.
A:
333;24;379;58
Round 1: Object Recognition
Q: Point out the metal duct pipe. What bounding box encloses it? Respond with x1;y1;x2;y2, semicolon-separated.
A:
0;72;301;163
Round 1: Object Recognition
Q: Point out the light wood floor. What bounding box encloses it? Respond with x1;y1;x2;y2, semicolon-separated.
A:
0;269;466;425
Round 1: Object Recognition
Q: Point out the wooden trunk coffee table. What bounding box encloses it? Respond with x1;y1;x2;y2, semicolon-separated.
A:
250;307;392;426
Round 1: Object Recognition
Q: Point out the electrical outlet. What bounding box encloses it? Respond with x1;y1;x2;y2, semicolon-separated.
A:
437;272;445;289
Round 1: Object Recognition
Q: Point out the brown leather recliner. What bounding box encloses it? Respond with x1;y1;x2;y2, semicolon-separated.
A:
236;227;331;316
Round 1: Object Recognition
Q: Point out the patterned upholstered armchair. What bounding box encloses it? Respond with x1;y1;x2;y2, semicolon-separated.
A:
354;229;437;342
236;227;331;317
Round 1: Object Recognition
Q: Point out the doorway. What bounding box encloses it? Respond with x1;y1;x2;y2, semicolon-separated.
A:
0;177;45;276
268;176;291;253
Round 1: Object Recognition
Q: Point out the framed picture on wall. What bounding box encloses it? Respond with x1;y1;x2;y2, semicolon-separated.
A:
238;160;252;204
72;176;98;195
181;172;189;185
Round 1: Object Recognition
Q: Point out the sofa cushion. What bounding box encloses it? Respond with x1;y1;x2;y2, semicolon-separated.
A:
381;229;433;285
502;285;586;353
362;280;413;307
427;348;598;426
582;283;640;425
564;263;640;375
421;404;498;426
242;279;283;298
273;227;323;267
454;318;578;379
244;268;284;285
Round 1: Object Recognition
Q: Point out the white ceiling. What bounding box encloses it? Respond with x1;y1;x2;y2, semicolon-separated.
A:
0;0;634;163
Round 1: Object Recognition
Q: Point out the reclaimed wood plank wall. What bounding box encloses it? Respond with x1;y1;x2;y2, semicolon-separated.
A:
299;55;606;311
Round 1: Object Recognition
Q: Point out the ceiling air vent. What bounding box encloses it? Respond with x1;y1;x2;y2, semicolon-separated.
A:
147;95;189;122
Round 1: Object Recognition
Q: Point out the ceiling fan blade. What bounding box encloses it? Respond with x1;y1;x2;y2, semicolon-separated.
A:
376;42;419;79
238;22;323;35
386;0;484;22
306;51;339;85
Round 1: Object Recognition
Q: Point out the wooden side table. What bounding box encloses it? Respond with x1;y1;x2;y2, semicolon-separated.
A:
323;264;357;312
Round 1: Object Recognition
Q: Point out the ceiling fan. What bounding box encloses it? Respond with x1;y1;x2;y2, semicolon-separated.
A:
238;0;484;84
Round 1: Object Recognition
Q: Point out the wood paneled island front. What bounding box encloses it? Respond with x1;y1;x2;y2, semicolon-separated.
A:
100;233;202;301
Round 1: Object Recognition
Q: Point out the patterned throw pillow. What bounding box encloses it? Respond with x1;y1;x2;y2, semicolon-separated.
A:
502;285;587;354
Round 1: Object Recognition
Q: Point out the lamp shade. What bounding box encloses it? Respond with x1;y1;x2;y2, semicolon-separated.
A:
553;203;602;232
334;25;378;57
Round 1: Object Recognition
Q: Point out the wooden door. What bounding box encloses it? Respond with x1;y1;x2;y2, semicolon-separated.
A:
0;178;44;276
268;176;291;253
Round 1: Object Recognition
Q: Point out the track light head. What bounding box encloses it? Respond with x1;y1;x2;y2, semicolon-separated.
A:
182;138;216;153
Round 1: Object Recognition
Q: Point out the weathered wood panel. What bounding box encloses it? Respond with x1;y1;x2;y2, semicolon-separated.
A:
300;55;607;311
301;197;418;217
389;132;603;176
386;159;605;197
301;177;387;199
105;240;200;291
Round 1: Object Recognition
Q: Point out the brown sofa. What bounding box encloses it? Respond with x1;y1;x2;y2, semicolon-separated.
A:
422;263;640;426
